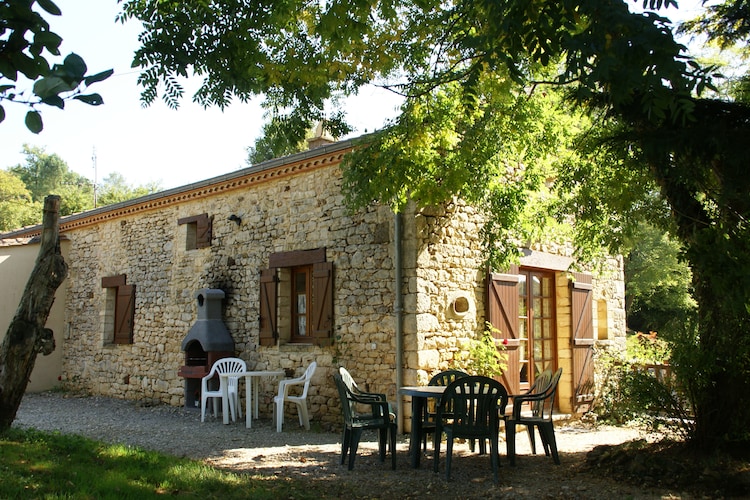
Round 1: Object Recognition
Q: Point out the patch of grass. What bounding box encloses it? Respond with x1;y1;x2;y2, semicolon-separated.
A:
0;428;322;499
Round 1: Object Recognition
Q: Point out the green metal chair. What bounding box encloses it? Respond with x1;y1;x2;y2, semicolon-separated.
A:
506;368;563;465
333;372;396;470
339;367;389;403
433;376;508;483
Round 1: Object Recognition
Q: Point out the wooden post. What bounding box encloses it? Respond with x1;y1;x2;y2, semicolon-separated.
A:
0;195;68;432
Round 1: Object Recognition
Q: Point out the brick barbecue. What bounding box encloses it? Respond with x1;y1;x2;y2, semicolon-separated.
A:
177;288;235;408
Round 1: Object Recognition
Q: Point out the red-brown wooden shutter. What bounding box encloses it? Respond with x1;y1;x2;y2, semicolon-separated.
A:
259;268;278;346
114;284;135;344
196;214;212;248
311;261;333;346
571;272;595;412
101;274;126;288
177;214;212;249
487;268;520;394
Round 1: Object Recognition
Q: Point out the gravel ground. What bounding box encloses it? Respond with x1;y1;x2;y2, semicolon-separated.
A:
12;391;697;499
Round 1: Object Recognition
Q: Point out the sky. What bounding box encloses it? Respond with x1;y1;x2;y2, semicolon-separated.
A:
0;1;403;190
0;1;707;191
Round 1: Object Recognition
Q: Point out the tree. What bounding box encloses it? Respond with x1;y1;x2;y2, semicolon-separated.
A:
8;145;94;216
0;195;67;432
117;0;353;139
623;223;696;335
0;169;40;231
0;0;113;133
96;173;160;206
3;148;162;229
246;117;311;165
119;0;749;450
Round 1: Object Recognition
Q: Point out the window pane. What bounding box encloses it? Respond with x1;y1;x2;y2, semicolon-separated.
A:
542;298;552;317
544;340;552;359
293;268;309;337
519;320;527;340
533;298;541;315
532;276;541;296
542;319;552;339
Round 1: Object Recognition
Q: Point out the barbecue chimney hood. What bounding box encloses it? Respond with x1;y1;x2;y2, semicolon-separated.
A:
181;288;235;352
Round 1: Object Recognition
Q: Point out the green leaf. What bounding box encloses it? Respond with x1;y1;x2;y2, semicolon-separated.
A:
41;94;65;109
36;0;62;16
0;59;17;80
0;105;5;123
62;53;87;79
84;69;114;86
25;111;43;134
0;84;15;93
74;93;104;106
13;54;45;81
33;76;76;98
34;31;63;52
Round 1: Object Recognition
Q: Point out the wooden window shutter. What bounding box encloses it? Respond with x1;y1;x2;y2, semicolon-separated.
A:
259;268;278;346
269;248;326;268
114;284;135;344
101;274;126;288
311;261;334;346
571;272;595;411
487;269;520;394
177;213;212;249
195;214;212;248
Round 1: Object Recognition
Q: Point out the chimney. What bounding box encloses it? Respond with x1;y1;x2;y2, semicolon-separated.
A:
307;122;336;149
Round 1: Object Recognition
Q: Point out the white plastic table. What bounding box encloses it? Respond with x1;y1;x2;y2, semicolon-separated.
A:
239;370;286;428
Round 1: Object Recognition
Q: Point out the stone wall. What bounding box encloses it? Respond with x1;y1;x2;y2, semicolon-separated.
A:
61;159;398;430
402;199;487;386
400;201;627;418
52;143;626;431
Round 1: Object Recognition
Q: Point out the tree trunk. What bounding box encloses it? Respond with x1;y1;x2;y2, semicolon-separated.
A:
640;99;750;451
0;195;67;432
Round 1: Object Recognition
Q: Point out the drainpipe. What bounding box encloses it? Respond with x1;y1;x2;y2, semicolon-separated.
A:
394;211;404;434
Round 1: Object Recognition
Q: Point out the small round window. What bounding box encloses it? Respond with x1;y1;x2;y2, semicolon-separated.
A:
453;296;470;314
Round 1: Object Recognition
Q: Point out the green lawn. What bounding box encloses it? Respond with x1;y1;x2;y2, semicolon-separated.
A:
0;428;329;499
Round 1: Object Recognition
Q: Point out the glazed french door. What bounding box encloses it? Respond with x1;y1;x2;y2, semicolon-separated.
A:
517;269;556;392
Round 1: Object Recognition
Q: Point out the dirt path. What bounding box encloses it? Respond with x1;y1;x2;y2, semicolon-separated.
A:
13;392;696;499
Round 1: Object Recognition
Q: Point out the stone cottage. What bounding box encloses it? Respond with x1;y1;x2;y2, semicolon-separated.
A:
0;133;625;431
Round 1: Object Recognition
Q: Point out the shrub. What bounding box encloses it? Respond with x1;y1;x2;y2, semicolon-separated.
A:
626;331;671;365
593;336;693;438
452;323;508;378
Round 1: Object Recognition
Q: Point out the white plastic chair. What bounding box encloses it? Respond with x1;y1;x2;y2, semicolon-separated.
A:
201;357;247;422
274;361;317;432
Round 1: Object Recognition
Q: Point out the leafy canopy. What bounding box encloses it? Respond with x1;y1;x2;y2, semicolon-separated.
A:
118;0;718;266
0;169;39;231
245;116;311;165
119;1;715;131
0;0;113;133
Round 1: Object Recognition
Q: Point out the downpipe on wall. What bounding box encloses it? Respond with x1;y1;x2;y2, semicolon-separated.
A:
394;211;404;433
